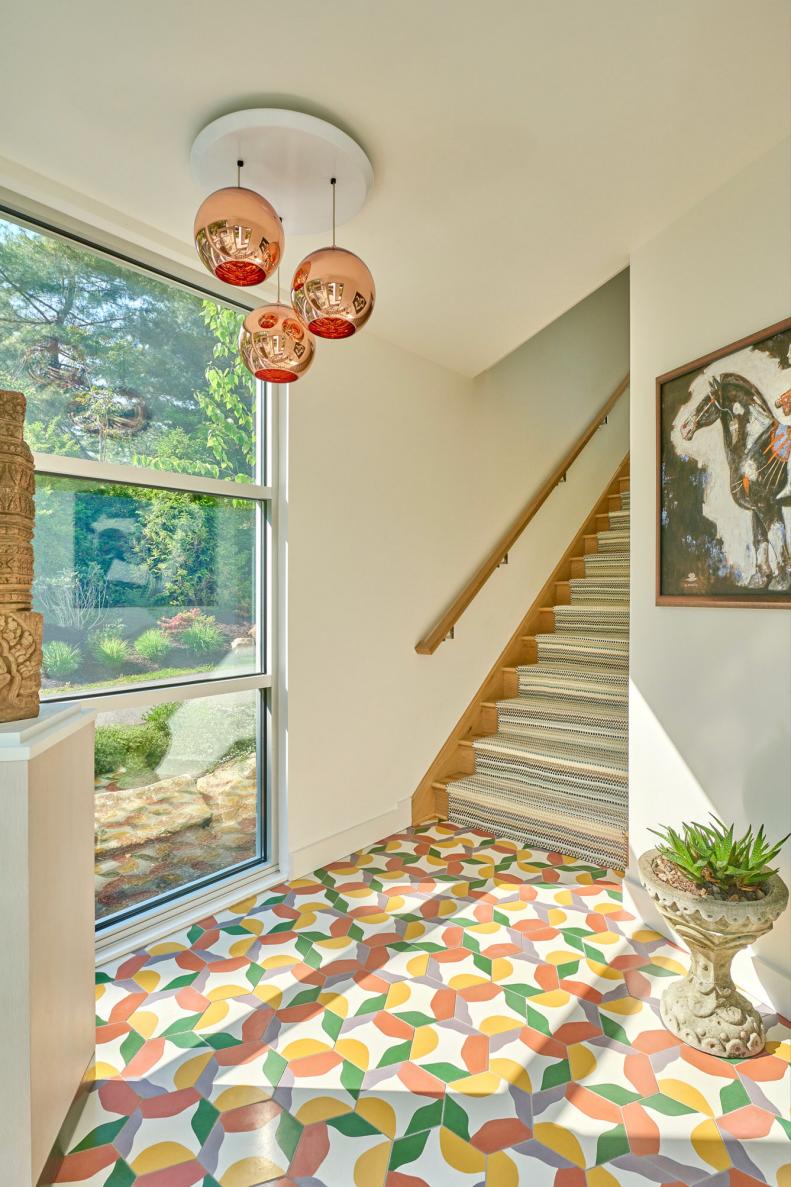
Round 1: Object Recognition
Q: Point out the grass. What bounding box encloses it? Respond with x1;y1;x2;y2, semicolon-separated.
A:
45;663;216;697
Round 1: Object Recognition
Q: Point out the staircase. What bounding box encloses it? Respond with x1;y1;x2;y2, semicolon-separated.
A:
441;475;629;870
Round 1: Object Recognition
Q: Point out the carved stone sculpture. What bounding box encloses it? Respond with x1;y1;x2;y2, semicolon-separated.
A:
0;391;42;721
639;849;788;1057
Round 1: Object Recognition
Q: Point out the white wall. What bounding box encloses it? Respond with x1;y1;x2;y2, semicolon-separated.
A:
628;137;791;1014
285;271;629;874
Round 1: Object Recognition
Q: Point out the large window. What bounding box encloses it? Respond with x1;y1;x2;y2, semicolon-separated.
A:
0;210;273;927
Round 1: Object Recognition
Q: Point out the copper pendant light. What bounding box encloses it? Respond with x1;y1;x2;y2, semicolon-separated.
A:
291;179;375;339
238;290;315;384
194;161;284;287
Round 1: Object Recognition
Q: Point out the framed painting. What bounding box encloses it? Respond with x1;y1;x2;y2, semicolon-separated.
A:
656;316;791;607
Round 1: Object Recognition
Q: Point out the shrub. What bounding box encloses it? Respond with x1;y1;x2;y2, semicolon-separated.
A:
651;816;790;896
94;725;128;776
42;640;81;680
135;628;170;663
180;617;223;654
158;608;203;636
92;634;131;670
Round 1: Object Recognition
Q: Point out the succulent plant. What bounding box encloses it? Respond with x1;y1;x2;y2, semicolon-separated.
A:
650;816;789;896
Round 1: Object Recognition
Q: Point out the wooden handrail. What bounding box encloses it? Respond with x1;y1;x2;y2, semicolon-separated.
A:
415;373;629;655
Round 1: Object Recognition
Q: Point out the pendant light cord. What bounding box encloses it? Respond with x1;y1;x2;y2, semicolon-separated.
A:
237;159;243;187
331;177;337;248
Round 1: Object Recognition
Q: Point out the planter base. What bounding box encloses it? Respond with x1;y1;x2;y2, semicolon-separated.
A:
659;969;765;1058
638;849;788;1060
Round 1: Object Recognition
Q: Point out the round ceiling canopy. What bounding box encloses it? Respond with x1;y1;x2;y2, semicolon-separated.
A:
190;108;374;236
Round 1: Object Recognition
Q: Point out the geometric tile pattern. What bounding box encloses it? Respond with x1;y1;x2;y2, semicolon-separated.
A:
49;823;791;1186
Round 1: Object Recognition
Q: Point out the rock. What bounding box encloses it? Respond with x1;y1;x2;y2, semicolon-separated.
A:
196;754;257;821
231;635;253;649
95;774;212;857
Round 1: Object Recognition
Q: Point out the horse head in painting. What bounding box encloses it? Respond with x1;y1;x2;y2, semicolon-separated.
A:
679;372;790;590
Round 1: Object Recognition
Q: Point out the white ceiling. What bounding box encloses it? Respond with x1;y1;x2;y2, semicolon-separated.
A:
0;0;788;376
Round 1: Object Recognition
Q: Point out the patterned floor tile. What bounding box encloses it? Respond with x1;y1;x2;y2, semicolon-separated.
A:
48;823;791;1187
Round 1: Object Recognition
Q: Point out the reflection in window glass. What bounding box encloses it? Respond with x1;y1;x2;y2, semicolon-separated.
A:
0;214;255;480
34;476;258;695
94;689;260;919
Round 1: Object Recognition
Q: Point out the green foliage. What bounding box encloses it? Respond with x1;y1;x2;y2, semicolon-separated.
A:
42;640;81;679
134;628;170;663
180;615;223;654
93;702;177;778
651;816;790;895
92;633;130;670
94;726;128;776
134;489;217;604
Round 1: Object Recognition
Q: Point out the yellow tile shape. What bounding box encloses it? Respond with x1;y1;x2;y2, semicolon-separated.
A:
487;1151;518;1187
690;1119;730;1170
568;1042;597;1080
88;1061;120;1080
657;1078;714;1117
253;983;283;1008
532;989;571;1008
575;872;594;884
480;1015;524;1037
650;955;686;975
767;1040;791;1063
334;1038;370;1070
468;922;501;935
533;1122;585;1168
554;890;573;906
228;894;257;915
632;928;665;942
127;1010;158;1039
296;1096;354;1124
262;954;297;969
356;1097;397;1138
548;908;567;926
281;1038;331;1061
385;982;411;1009
214;1086;272;1111
547;950;584;966
489;1058;532;1093
449;974;488;990
207;983;247;1002
597;903;623;915
319;991;349;1017
221;1156;287;1186
450;1071;503;1096
439;898;458;916
196;1001;229;1031
354;1139;391;1187
132;970;160;993
411;1028;439;1059
491;958;514;981
294;911;318;929
406;953;429;977
440;1127;486;1173
586;959;623;981
386;895;405;911
229;936;257;958
592;930;620;945
315;937;354;950
602;996;643;1016
95;985;105;1002
173;1051;214;1089
148;941;186;956
778;1165;791;1187
403;921;427;940
587;1166;621;1187
131;1143;194;1173
346;887;376;898
239;916;263;935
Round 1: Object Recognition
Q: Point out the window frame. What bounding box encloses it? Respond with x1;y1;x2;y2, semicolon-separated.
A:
0;202;286;951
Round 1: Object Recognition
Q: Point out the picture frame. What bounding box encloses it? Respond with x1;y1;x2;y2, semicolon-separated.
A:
656;316;791;608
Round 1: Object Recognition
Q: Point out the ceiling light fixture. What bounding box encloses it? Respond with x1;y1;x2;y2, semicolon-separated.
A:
193;159;283;287
190;108;375;382
291;178;375;340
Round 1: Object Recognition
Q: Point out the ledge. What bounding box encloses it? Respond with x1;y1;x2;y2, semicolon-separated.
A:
0;702;95;762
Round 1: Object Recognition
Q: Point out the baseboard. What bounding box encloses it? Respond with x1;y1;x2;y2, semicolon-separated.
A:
623;871;791;1020
288;797;412;880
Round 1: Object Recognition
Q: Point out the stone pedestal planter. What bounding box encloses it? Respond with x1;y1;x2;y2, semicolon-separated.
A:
638;848;788;1058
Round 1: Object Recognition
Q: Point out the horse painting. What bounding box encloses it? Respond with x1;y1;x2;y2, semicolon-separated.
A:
678;373;791;591
657;317;791;606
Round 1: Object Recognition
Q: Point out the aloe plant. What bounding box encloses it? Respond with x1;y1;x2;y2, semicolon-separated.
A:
650;816;789;896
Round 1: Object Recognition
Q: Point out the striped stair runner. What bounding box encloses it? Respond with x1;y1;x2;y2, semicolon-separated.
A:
447;478;629;870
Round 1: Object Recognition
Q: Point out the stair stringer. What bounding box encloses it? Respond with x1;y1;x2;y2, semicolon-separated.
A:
411;452;630;827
